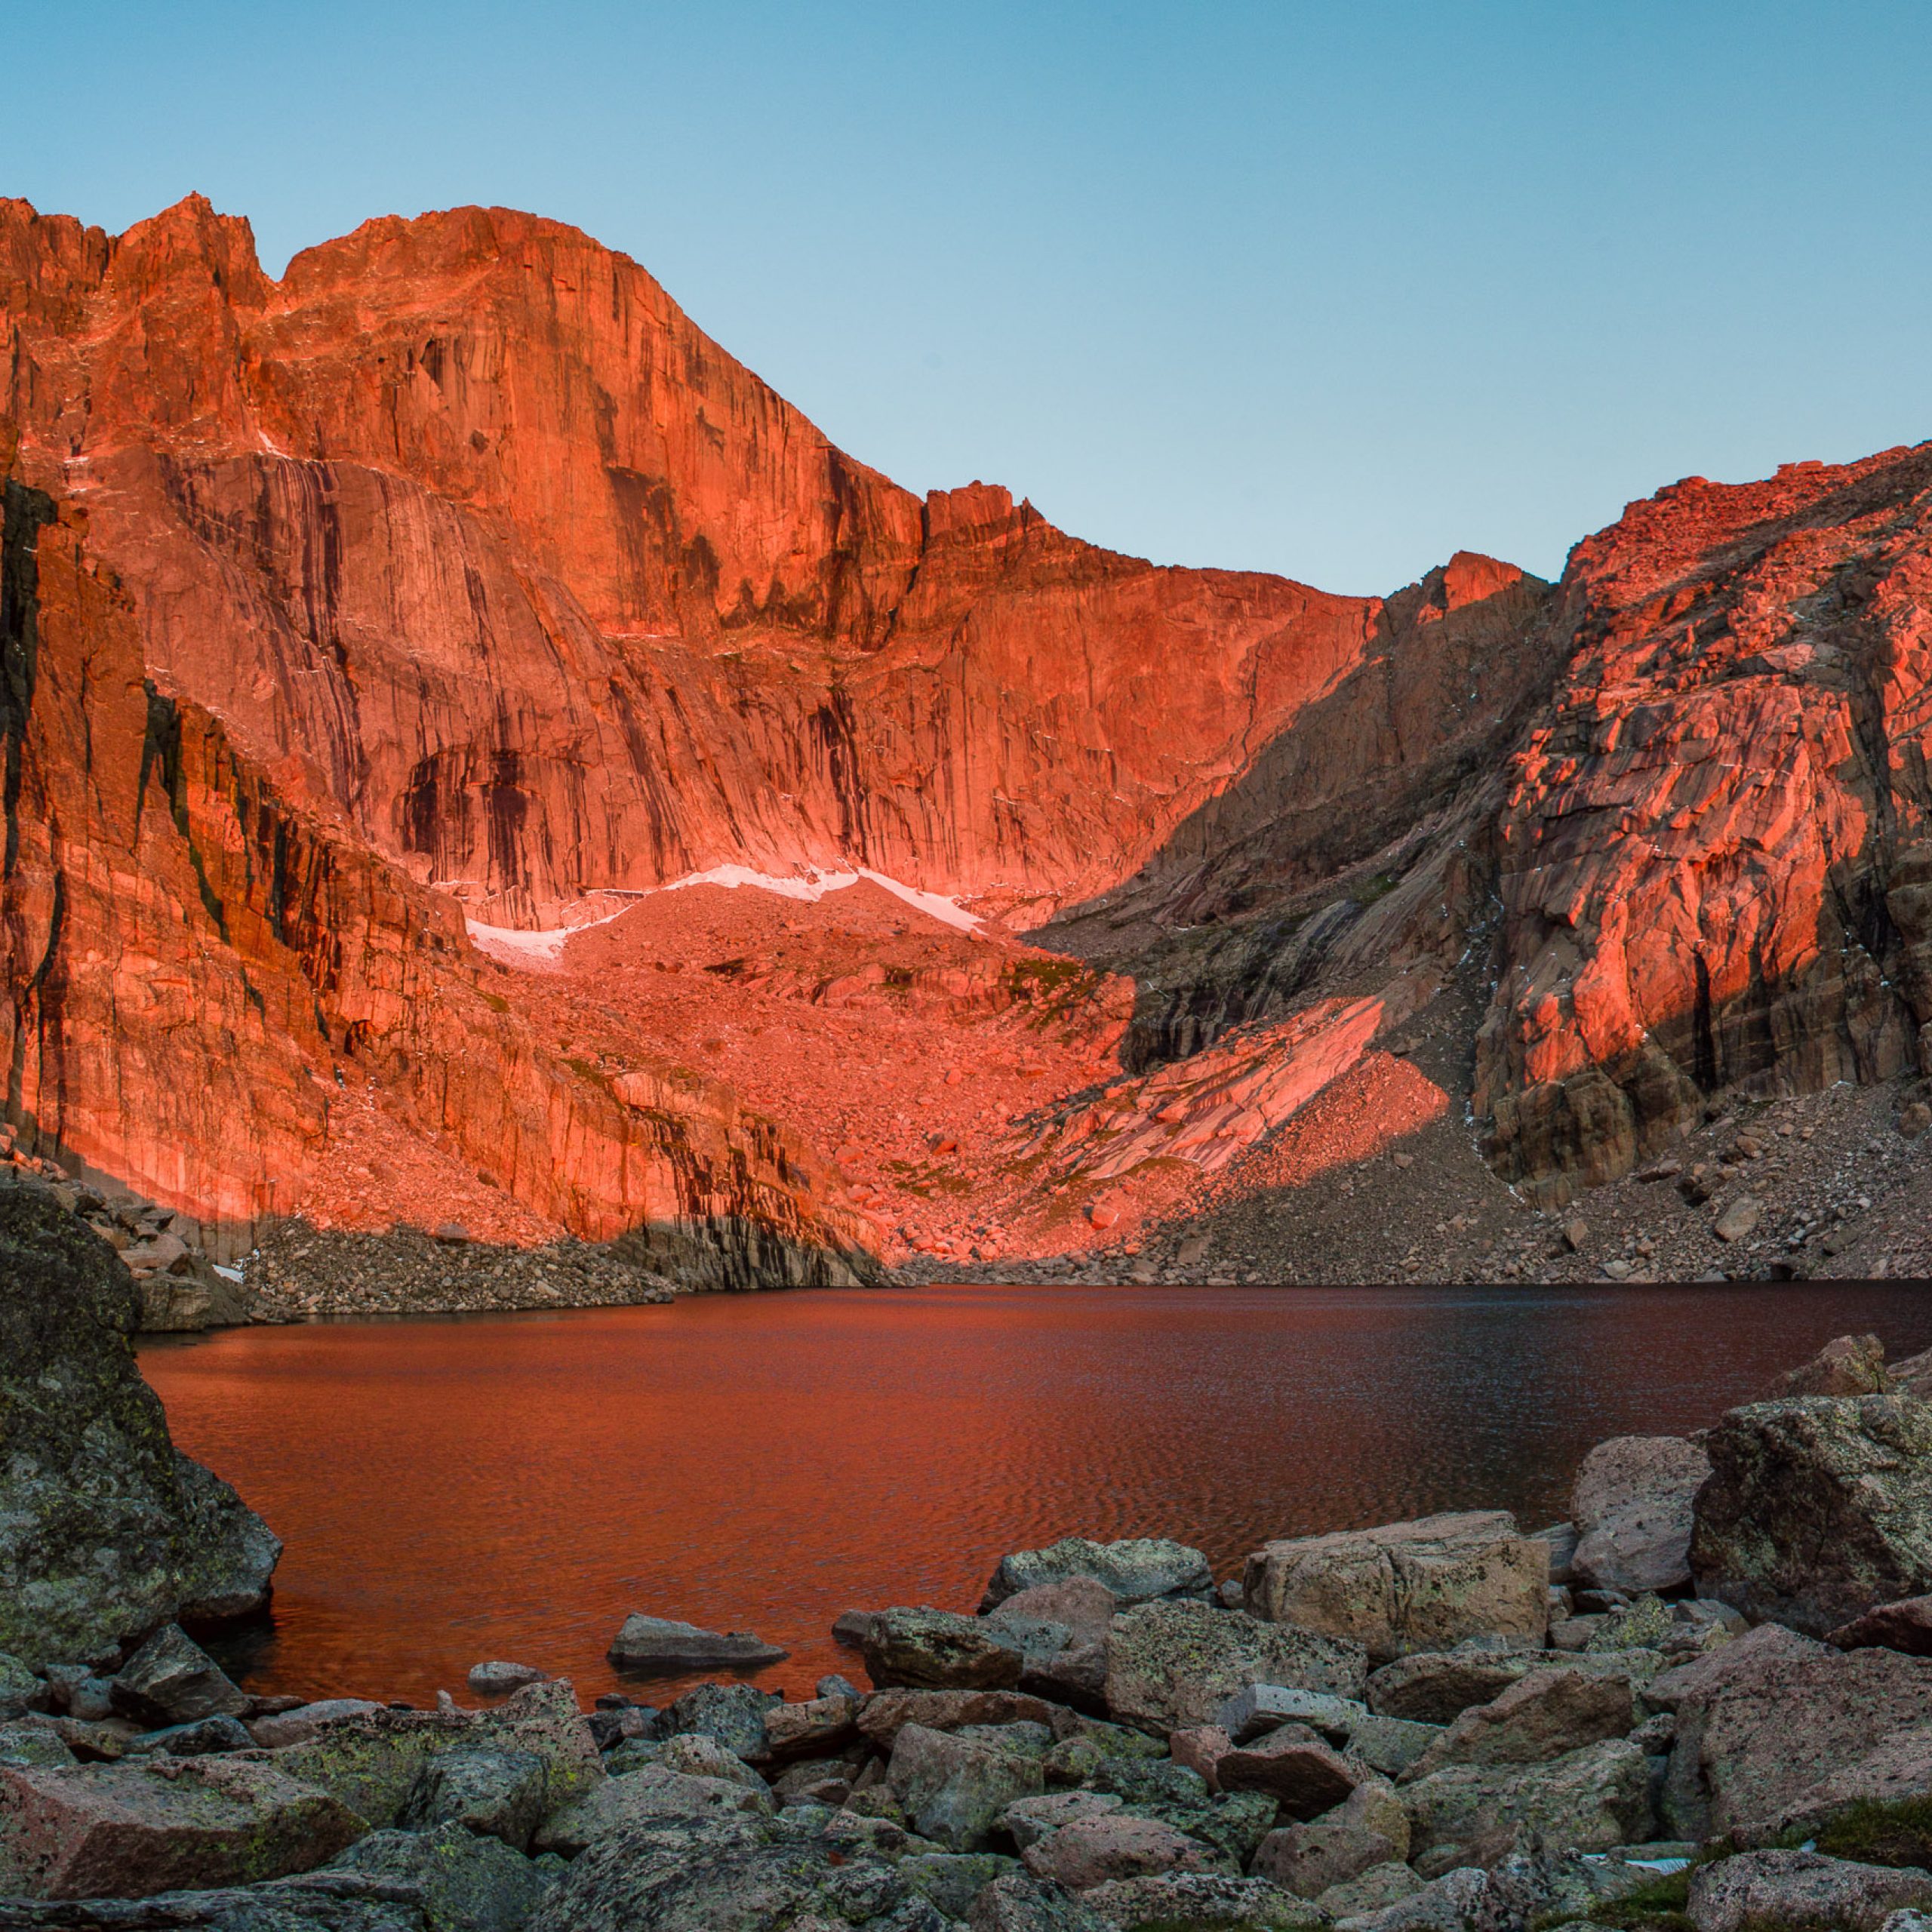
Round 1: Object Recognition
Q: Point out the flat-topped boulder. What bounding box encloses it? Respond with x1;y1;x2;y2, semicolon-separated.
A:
1690;1394;1932;1634
1242;1512;1548;1663
1103;1598;1367;1734
980;1537;1214;1612
1687;1847;1932;1932
0;1177;279;1669
606;1614;786;1671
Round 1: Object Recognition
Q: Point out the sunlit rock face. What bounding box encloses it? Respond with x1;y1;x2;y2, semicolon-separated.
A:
4;190;1930;1248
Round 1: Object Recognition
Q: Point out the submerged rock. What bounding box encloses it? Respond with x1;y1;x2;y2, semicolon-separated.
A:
0;1178;279;1669
605;1615;786;1672
979;1537;1214;1612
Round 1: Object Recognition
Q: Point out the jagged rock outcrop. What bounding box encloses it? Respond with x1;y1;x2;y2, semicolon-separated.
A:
0;1176;278;1668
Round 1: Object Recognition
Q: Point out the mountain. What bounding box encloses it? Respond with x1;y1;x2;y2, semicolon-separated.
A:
3;192;1928;1284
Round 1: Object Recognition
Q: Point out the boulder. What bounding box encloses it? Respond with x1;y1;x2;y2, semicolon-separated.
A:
533;1764;774;1855
1571;1436;1712;1594
1001;1790;1124;1850
0;1872;429;1929
1315;1858;1426;1919
1081;1869;1327;1928
888;1721;1045;1851
1020;1642;1109;1715
266;1679;602;1830
1832;1595;1932;1656
1690;1395;1932;1634
863;1609;1023;1692
0;1180;279;1669
857;1688;1056;1751
466;1662;549;1696
661;1683;774;1761
1400;1667;1637;1780
332;1820;561;1932
1020;1810;1208;1889
109;1626;249;1729
1253;1777;1409;1896
1215;1724;1364;1818
1327;1863;1484;1932
1217;1684;1371;1746
760;1692;860;1761
968;1869;1110;1930
1243;1513;1548;1663
1170;1725;1233;1790
1347;1715;1447;1778
245;1699;384;1749
0;1726;77;1772
656;1734;768;1792
1777;1334;1891;1398
1687;1848;1932;1932
527;1809;946;1932
980;1537;1214;1611
0;1658;38;1721
1400;1737;1654;1867
605;1614;786;1672
1364;1650;1541;1724
122;1715;254;1758
986;1576;1117;1647
0;1754;363;1899
396;1745;549;1850
1654;1625;1932;1840
1104;1600;1367;1734
900;1850;1022;1919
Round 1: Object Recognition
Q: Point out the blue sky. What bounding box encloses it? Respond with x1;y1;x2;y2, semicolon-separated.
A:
6;1;1927;593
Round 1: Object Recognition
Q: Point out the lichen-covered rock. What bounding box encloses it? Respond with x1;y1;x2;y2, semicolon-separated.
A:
0;1180;279;1669
1399;1737;1654;1866
532;1764;774;1856
1315;1858;1425;1919
857;1688;1056;1752
1571;1437;1712;1595
0;1754;365;1900
887;1722;1044;1852
968;1869;1110;1930
1400;1668;1637;1780
395;1746;549;1850
1215;1726;1363;1819
1105;1600;1367;1734
0;1869;429;1929
109;1627;249;1730
1020;1810;1210;1890
1364;1651;1542;1725
331;1822;561;1932
266;1681;601;1832
1777;1335;1891;1398
1687;1848;1932;1932
605;1616;786;1672
863;1611;1025;1693
1690;1395;1932;1635
980;1538;1214;1612
660;1683;774;1762
1244;1513;1548;1663
898;1851;1020;1920
1082;1869;1327;1927
1253;1777;1409;1897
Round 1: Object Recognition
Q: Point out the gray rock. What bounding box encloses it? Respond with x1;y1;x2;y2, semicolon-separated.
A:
1316;1860;1426;1919
863;1609;1025;1692
532;1764;774;1855
124;1715;254;1757
1081;1869;1328;1927
0;1179;280;1669
1687;1848;1932;1932
244;1700;385;1749
1348;1714;1446;1777
655;1733;768;1792
888;1721;1044;1851
0;1871;426;1929
1690;1394;1932;1635
1104;1599;1367;1734
900;1851;1020;1918
1217;1684;1369;1746
987;1577;1118;1647
968;1869;1109;1930
0;1724;76;1770
662;1682;774;1761
980;1537;1214;1612
332;1822;561;1932
1254;1777;1409;1897
1244;1513;1549;1664
1534;1524;1580;1587
466;1662;549;1696
1571;1437;1712;1595
606;1615;786;1672
1401;1737;1654;1866
110;1626;249;1728
398;1745;549;1850
1001;1791;1124;1850
1332;1863;1485;1932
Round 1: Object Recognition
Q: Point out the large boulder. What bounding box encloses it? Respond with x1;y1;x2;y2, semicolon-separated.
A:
1571;1436;1712;1594
0;1178;279;1669
528;1808;946;1932
1687;1848;1932;1932
1399;1737;1654;1868
534;1764;772;1856
1242;1513;1548;1663
1399;1666;1638;1780
395;1745;549;1850
1653;1622;1932;1841
862;1609;1024;1691
332;1821;561;1932
1104;1600;1366;1734
1366;1649;1545;1724
266;1679;602;1830
887;1722;1045;1852
980;1537;1214;1611
1777;1334;1891;1398
0;1754;364;1899
1690;1395;1932;1634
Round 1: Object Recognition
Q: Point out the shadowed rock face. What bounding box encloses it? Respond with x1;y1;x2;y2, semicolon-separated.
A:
0;1177;278;1668
5;191;1932;1232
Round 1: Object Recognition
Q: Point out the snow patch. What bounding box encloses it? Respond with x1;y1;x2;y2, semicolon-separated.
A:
662;865;980;932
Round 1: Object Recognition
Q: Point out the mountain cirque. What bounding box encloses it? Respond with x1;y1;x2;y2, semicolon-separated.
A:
5;191;1932;1290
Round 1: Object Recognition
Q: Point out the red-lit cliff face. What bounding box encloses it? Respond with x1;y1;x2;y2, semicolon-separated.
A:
5;189;1930;1257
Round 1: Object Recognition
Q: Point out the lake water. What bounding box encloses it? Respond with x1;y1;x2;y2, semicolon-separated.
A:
139;1280;1932;1708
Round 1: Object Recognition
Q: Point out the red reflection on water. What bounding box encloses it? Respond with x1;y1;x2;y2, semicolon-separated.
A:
139;1282;1932;1708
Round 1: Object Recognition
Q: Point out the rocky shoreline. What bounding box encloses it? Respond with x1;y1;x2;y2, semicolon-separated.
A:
12;1183;1932;1928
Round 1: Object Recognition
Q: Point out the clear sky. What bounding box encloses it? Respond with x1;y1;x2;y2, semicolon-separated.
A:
5;1;1928;594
